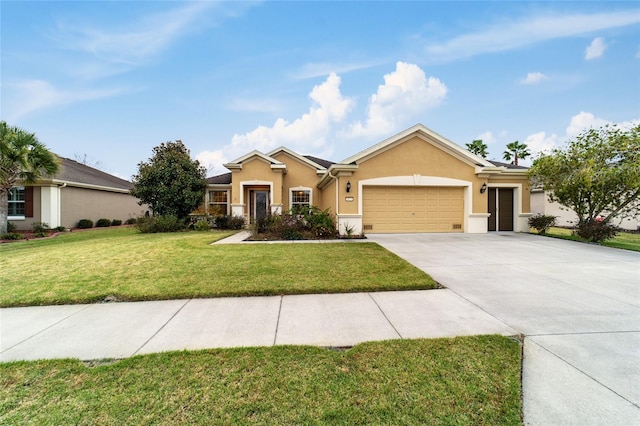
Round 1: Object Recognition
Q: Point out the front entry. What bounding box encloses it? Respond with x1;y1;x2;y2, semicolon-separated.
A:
250;190;270;222
488;188;514;231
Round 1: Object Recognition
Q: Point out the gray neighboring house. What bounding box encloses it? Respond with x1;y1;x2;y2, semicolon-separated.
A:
8;157;145;230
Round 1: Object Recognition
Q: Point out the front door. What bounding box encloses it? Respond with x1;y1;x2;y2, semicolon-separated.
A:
251;190;269;222
488;188;514;231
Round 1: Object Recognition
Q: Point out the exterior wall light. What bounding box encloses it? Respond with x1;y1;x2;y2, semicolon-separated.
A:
480;183;487;194
346;181;351;193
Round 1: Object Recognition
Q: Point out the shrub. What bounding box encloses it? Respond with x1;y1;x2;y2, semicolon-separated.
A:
125;218;137;225
136;215;186;233
31;222;50;236
77;219;94;229
215;215;245;230
195;219;211;231
111;219;122;226
7;222;17;232
2;232;24;240
528;214;557;235
228;215;246;230
576;218;619;242
96;218;112;228
53;226;66;232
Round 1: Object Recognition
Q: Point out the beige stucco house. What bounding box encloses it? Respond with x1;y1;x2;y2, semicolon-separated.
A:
205;124;532;234
8;157;144;230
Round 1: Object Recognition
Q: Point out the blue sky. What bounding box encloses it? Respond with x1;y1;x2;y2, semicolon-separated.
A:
2;1;639;179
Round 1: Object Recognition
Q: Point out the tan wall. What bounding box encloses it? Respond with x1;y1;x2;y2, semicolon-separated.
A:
60;187;144;229
230;158;283;212
344;135;485;214
272;153;321;211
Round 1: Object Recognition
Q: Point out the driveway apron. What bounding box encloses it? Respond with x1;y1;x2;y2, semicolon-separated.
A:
367;232;640;426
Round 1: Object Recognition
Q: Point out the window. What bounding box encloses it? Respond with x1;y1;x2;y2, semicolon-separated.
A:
291;189;311;213
8;187;25;218
208;190;228;215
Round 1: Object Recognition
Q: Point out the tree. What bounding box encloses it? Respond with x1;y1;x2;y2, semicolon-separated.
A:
131;140;207;222
466;139;488;158
528;124;640;241
0;121;59;234
503;140;531;165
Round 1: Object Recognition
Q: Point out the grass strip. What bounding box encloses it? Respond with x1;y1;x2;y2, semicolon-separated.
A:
0;335;522;425
532;227;640;252
0;228;436;307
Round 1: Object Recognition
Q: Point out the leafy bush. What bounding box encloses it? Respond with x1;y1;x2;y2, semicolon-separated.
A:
194;219;211;231
53;226;66;232
77;219;94;229
7;222;17;233
96;218;112;228
2;232;23;240
528;214;557;235
125;218;137;225
253;206;336;240
576;218;619;242
111;219;122;226
32;222;50;237
136;215;186;233
215;215;246;230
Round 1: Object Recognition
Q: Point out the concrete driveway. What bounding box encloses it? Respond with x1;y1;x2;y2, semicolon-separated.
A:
367;232;640;426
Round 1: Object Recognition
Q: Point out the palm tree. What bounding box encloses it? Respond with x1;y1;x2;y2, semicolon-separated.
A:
465;139;488;158
503;140;531;165
1;121;59;234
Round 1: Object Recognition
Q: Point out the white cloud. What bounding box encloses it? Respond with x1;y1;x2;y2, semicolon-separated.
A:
520;72;548;85
565;111;610;137
5;79;125;121
291;61;382;80
585;37;607;60
523;131;559;158
476;131;498;145
347;62;447;138
55;2;215;66
53;1;256;79
423;11;639;62
195;149;228;176
221;73;354;160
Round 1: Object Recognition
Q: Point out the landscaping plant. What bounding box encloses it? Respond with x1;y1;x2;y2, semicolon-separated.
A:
529;124;640;242
528;214;557;235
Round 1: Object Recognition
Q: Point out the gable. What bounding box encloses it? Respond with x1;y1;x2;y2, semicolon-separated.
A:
340;124;491;168
352;134;479;182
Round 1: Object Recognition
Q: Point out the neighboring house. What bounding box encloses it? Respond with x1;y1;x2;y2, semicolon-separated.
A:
531;189;639;231
8;157;145;230
205;124;532;234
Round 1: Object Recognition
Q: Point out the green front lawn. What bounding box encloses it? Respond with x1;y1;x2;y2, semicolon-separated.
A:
533;227;640;252
0;336;522;425
0;228;436;307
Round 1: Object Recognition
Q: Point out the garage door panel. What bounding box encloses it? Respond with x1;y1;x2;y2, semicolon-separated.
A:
363;186;464;233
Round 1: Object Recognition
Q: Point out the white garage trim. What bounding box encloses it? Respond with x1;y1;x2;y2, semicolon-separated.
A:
357;175;483;233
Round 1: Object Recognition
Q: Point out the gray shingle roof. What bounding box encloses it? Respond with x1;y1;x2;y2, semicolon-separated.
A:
488;160;529;170
55;157;133;190
207;172;232;184
303;155;334;169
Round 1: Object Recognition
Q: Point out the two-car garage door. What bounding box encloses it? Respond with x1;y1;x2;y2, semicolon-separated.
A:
362;186;464;233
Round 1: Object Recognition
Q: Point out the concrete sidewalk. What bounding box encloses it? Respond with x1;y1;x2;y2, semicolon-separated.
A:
0;289;516;362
